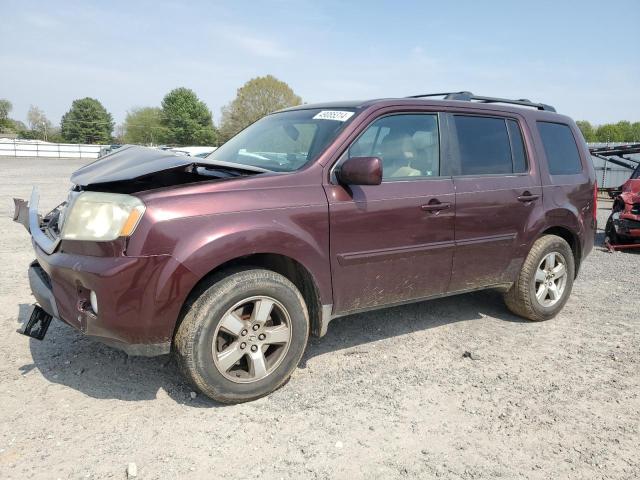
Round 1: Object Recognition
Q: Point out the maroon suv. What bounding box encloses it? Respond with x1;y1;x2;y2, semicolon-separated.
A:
15;92;597;403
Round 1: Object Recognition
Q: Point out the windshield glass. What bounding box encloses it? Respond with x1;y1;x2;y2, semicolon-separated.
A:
204;108;357;172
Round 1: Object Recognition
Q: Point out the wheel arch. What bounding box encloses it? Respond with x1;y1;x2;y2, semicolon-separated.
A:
173;252;326;343
538;225;581;277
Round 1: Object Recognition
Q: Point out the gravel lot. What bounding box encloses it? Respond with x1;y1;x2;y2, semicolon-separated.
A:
0;157;638;480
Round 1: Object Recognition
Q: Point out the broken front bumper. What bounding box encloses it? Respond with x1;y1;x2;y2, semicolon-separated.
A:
13;188;61;254
611;211;640;238
14;188;191;356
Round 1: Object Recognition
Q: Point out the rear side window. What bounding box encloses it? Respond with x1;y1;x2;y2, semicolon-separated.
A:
537;122;583;175
453;116;513;175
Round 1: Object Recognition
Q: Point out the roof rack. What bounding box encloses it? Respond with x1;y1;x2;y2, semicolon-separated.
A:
406;91;556;112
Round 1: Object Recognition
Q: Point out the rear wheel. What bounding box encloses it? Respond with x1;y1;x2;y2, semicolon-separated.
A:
174;269;309;403
504;235;575;321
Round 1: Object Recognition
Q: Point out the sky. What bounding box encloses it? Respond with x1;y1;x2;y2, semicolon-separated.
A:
1;0;639;127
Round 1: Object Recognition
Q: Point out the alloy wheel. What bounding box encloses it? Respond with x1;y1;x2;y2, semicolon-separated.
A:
534;252;568;307
212;296;292;383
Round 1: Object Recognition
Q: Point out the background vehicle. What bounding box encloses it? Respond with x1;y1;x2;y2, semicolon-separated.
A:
590;144;640;251
97;144;122;157
169;146;217;157
15;92;597;403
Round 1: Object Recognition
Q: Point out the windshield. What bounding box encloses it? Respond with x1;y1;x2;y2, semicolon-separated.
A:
204;108;357;172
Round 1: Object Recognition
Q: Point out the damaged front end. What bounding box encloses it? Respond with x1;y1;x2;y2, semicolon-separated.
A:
70;144;267;193
14;145;266;347
13;188;66;340
605;178;640;251
13;187;66;254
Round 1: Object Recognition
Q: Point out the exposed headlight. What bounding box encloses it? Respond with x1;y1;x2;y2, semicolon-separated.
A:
61;192;145;241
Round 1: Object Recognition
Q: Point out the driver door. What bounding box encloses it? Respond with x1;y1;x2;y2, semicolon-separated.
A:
325;112;455;314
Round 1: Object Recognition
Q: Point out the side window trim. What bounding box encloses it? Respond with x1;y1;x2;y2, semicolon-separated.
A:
505;119;529;174
330;111;445;183
370;126;383;157
446;112;531;178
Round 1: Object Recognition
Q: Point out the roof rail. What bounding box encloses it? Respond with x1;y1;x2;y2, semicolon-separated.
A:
406;91;556;112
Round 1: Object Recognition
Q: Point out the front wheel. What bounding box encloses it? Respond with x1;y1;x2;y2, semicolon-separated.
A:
174;269;309;403
504;235;575;321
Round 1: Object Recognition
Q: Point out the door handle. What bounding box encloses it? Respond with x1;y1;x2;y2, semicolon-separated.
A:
421;200;451;212
517;192;540;203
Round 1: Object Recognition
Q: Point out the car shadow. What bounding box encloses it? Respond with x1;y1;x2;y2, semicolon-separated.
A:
17;303;220;408
18;289;525;406
301;288;525;365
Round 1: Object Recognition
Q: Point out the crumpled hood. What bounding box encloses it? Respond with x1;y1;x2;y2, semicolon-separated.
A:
71;145;195;186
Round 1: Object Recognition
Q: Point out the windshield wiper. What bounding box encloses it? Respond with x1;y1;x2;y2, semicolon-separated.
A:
200;159;272;174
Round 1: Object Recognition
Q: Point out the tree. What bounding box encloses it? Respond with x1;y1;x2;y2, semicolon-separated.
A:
27;105;52;141
615;121;633;142
219;75;302;142
0;98;16;133
123;107;168;145
576;121;596;142
60;97;114;144
161;88;216;146
0;99;11;121
595;123;624;143
113;124;125;144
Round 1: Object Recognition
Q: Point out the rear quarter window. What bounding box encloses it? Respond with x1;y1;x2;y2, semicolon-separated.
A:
537;122;583;175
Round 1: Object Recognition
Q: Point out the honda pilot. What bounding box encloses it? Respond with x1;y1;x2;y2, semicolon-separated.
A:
14;92;597;403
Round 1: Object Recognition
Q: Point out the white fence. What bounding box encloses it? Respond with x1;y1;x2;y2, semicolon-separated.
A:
0;140;105;159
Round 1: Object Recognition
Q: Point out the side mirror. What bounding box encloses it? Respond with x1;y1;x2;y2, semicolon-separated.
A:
336;156;382;186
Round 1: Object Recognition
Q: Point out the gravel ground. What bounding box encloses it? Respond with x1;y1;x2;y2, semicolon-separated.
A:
0;157;638;480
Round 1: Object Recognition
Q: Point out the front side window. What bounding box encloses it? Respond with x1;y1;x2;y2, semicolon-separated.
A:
537;122;583;175
348;114;440;180
206;108;357;172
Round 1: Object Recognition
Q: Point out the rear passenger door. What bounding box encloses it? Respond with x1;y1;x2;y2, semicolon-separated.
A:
444;113;544;291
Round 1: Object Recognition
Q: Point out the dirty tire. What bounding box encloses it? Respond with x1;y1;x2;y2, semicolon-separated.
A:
504;235;575;322
174;269;309;404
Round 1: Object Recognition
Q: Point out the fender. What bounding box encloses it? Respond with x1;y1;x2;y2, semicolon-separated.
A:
526;206;585;272
179;223;332;305
542;206;584;237
134;205;333;309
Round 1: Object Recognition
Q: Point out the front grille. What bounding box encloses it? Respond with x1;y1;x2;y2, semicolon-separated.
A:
631;203;640;215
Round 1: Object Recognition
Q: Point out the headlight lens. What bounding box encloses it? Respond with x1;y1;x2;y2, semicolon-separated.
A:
61;192;145;241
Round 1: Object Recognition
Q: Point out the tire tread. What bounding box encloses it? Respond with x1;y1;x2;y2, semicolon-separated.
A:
504;234;574;322
174;268;308;403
